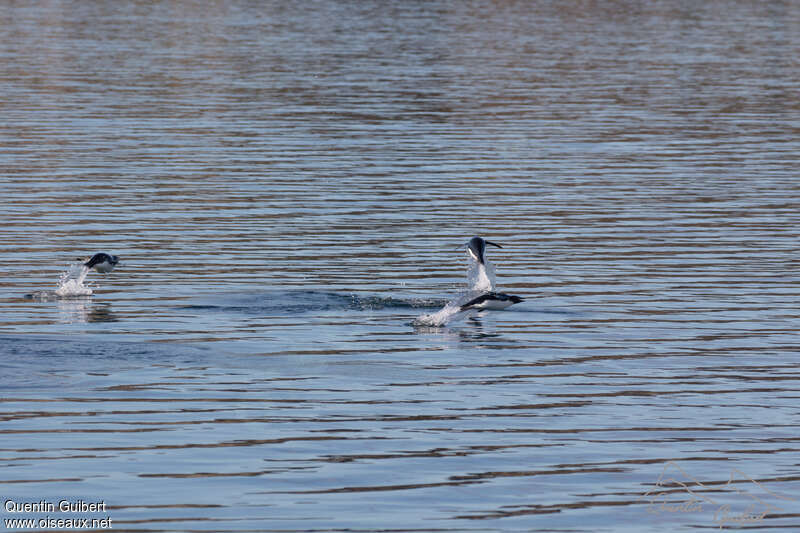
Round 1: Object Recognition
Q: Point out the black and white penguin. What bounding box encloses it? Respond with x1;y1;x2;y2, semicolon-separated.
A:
84;253;119;273
459;291;524;311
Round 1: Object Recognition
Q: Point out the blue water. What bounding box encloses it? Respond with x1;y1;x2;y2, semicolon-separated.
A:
2;1;800;531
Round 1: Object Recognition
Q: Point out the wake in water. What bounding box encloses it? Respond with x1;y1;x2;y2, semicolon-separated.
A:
180;290;445;316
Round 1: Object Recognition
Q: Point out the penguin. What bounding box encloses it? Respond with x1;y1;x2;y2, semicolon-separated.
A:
459;291;523;311
84;253;119;273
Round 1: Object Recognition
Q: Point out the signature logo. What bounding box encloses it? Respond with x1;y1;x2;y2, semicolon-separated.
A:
639;461;796;528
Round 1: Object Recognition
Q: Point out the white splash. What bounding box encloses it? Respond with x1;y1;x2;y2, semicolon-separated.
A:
414;248;501;327
413;290;484;327
414;298;465;327
55;264;93;297
467;260;497;292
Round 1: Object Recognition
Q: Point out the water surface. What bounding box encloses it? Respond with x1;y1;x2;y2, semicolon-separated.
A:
2;1;800;531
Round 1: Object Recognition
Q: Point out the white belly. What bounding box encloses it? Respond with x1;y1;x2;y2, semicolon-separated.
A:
475;299;514;310
93;262;115;273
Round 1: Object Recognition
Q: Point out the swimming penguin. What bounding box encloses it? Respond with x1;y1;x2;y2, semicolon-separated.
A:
84;253;119;273
459;291;524;312
466;236;502;265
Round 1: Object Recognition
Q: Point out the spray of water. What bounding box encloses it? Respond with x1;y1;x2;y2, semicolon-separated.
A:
54;263;93;297
413;290;482;327
414;250;501;327
467;260;497;292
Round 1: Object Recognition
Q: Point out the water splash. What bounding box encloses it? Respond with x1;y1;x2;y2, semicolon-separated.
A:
415;250;502;327
54;263;93;297
467;260;497;292
413;290;482;327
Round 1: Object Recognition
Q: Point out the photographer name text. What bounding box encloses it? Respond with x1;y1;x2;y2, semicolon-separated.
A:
5;500;106;514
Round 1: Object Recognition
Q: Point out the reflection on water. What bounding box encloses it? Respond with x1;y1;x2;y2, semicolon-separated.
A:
1;1;800;532
56;297;93;324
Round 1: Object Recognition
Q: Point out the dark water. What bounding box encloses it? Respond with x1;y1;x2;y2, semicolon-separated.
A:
2;1;800;531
